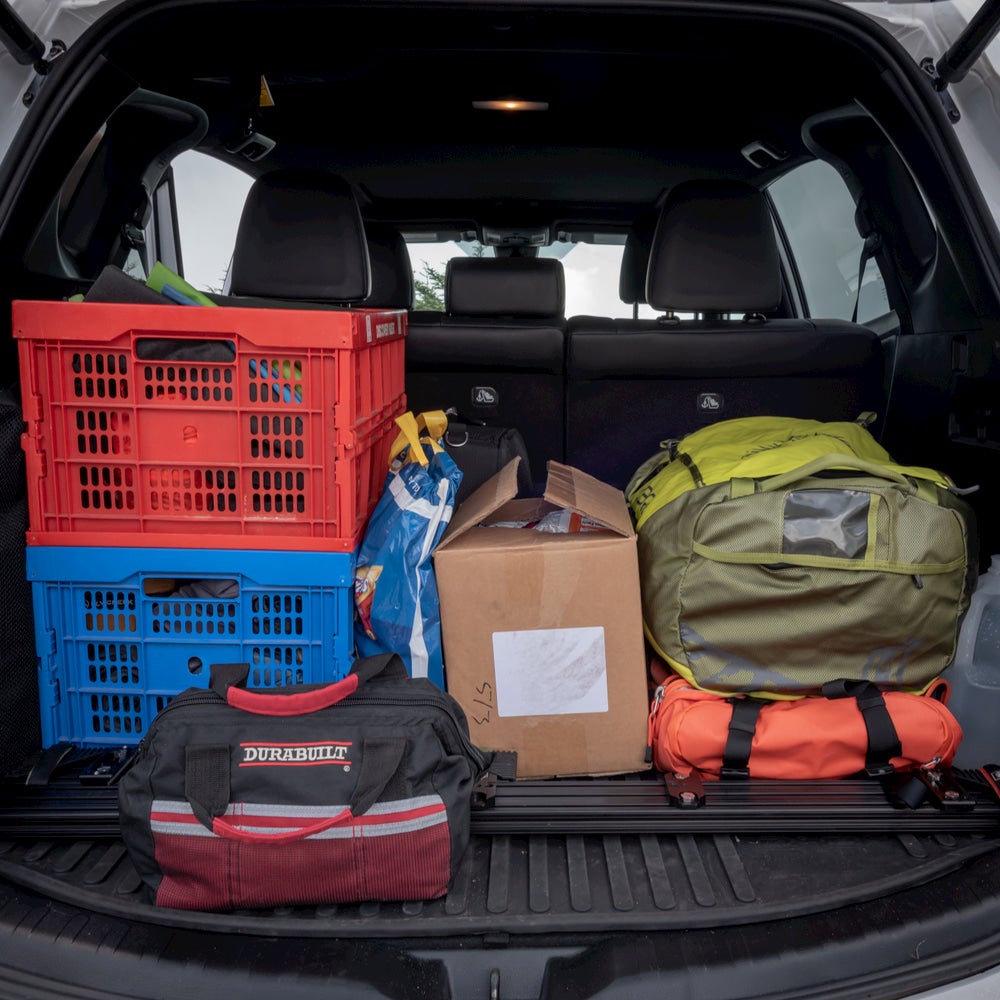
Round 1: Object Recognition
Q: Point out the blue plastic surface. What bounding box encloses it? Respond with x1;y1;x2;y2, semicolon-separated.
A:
27;546;355;746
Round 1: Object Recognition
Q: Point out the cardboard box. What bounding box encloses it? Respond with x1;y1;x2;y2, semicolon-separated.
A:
434;460;651;778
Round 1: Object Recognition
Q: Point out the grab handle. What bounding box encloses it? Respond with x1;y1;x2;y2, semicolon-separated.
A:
749;454;914;495
210;653;409;716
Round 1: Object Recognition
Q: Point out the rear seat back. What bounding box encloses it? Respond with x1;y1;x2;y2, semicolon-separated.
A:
406;256;566;491
566;180;886;489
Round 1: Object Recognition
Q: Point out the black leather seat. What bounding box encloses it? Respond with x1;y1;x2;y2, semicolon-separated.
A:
406;256;566;490
363;223;414;309
224;170;371;307
566;180;886;489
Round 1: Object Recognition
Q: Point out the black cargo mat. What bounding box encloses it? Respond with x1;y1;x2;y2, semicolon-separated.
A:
0;829;997;938
3;762;1000;937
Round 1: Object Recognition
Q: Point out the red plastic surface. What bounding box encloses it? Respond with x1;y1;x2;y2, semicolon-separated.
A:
15;300;405;550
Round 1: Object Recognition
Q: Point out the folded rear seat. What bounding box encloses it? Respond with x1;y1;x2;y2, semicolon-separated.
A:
566;180;886;489
406;256;566;491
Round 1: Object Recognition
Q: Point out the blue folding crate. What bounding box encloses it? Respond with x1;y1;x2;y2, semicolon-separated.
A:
27;545;355;746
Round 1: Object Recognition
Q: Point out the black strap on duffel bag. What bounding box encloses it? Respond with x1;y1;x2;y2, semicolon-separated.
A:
118;653;491;911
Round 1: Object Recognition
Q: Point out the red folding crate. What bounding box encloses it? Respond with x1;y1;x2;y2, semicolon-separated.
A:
15;299;406;551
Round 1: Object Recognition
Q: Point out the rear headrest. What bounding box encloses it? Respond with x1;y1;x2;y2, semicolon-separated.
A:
364;223;414;309
619;212;657;306
646;180;781;314
446;257;565;318
229;171;370;302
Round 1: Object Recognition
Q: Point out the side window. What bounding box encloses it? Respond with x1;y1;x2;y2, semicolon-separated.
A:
768;160;890;323
170;150;254;292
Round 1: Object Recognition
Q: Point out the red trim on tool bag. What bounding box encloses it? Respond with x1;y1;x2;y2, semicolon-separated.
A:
226;674;359;715
154;821;453;910
211;807;353;843
150;797;448;836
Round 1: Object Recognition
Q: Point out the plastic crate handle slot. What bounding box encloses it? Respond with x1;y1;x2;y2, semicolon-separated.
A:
134;338;236;363
210;652;409;715
184;738;406;843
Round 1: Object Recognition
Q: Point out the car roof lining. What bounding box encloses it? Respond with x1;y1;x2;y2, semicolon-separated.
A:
90;1;884;233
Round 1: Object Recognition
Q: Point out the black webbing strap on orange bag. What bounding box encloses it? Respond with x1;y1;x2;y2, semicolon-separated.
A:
719;680;903;780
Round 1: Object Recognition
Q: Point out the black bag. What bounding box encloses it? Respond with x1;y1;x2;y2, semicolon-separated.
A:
118;653;490;911
443;419;533;502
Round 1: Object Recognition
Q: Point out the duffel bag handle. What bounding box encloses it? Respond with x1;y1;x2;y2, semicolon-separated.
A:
210;653;409;716
749;454;915;495
184;737;406;842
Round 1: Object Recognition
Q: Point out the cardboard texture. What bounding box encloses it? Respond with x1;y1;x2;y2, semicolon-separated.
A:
435;460;650;778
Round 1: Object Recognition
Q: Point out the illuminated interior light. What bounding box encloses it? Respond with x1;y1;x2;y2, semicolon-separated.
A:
472;100;549;112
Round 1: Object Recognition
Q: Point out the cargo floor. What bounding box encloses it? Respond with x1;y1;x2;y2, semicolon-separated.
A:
1;828;999;938
1;769;999;938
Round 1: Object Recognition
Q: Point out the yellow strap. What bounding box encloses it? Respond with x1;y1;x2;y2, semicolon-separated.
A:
388;411;448;467
389;412;428;466
416;410;448;441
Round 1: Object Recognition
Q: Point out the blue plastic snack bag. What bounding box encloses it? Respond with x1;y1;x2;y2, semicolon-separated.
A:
354;410;462;688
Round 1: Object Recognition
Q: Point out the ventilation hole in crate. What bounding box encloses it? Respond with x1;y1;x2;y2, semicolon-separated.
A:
188;656;203;676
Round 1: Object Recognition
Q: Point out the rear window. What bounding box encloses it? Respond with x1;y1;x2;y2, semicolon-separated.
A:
406;240;659;318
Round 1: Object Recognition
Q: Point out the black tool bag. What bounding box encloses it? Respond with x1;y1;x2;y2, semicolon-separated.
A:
118;653;490;911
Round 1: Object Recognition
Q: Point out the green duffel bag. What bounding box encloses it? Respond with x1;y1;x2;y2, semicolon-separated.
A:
626;415;977;699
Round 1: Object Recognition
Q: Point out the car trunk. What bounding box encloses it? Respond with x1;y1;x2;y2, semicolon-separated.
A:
2;0;1000;997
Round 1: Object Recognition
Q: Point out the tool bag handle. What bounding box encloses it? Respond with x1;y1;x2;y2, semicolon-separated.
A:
184;738;406;843
209;653;409;716
746;454;914;496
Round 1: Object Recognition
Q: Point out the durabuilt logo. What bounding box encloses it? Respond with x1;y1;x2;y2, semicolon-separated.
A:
239;742;353;767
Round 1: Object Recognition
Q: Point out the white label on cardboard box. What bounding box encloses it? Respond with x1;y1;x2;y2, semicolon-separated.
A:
491;627;609;717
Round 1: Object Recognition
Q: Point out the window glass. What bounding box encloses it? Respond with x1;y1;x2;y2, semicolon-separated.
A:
406;240;659;317
768;159;890;323
171;150;254;292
